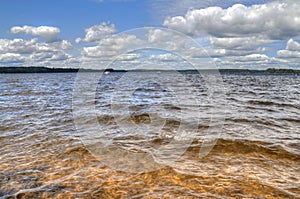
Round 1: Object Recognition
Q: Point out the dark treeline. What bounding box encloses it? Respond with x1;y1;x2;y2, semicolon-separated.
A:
219;68;300;74
0;67;92;73
0;66;299;74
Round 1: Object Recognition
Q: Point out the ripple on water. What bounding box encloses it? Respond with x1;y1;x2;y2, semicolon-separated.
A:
0;73;299;198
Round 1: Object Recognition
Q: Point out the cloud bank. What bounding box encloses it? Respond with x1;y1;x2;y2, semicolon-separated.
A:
161;0;300;68
163;1;300;40
11;25;60;42
76;22;116;43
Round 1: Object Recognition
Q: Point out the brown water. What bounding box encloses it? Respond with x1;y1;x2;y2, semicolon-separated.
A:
0;72;299;198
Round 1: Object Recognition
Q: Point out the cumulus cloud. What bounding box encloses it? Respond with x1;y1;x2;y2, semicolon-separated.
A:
10;25;60;42
149;53;181;62
146;27;269;63
147;28;198;52
219;54;290;69
0;38;39;54
163;1;300;40
76;22;116;43
228;54;269;62
277;50;300;58
82;34;142;58
277;38;300;58
0;37;73;66
286;38;300;51
210;37;271;50
0;38;72;54
183;46;267;59
115;53;141;61
160;1;300;68
149;0;273;21
79;33;145;69
30;51;71;62
148;28;172;43
0;53;26;63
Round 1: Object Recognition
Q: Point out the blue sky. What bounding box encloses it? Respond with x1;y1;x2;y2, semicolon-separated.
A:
0;0;300;69
0;0;152;39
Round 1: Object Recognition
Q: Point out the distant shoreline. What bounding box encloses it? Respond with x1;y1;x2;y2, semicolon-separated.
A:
0;66;299;74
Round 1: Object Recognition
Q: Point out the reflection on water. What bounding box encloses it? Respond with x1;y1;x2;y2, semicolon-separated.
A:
0;72;299;198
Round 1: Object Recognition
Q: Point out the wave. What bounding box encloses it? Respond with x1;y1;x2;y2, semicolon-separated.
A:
247;99;300;109
209;139;300;159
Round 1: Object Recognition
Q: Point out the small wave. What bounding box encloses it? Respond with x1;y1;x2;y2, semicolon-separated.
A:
247;99;300;109
208;139;300;160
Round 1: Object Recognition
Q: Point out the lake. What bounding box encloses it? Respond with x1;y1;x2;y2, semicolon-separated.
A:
0;72;299;198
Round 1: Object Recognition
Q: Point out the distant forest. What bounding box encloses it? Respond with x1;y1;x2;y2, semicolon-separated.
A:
0;66;299;74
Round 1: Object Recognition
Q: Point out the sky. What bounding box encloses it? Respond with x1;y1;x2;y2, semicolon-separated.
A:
0;0;300;69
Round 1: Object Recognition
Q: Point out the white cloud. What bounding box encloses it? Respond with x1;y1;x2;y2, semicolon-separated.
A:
0;37;74;66
277;38;300;58
161;1;300;69
149;0;273;21
148;28;172;43
30;51;71;62
0;38;72;54
0;38;39;54
210;37;271;50
116;53;141;61
11;25;60;42
83;46;118;58
183;46;267;59
149;53;181;62
147;28;197;51
146;28;265;60
99;34;141;50
82;34;142;58
0;53;26;63
228;53;269;62
286;38;300;51
163;1;300;40
277;50;300;58
77;23;146;67
219;54;290;69
52;40;73;50
79;33;145;69
76;22;116;43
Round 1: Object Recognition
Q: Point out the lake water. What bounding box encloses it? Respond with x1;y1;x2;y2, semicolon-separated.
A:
0;72;299;198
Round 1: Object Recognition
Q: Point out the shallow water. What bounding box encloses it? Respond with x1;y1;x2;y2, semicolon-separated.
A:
0;72;299;198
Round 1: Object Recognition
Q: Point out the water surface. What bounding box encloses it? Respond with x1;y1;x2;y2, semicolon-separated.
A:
0;72;299;198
